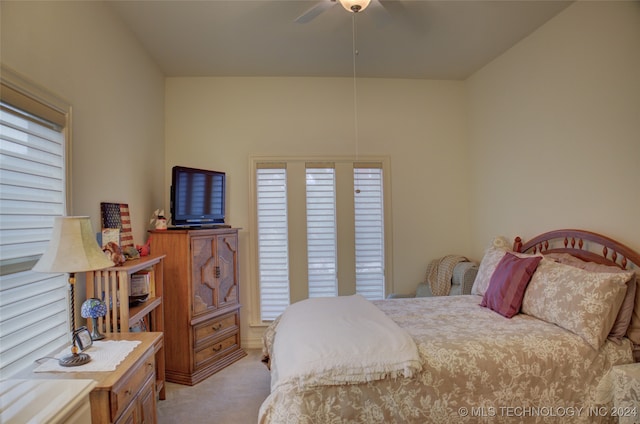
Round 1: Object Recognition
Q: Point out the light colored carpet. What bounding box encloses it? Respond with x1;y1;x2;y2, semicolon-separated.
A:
157;349;271;424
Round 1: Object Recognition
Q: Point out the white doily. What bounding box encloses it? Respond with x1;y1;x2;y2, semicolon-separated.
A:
34;340;141;373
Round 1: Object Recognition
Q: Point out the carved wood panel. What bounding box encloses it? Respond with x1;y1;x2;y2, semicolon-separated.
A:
190;234;239;316
191;237;217;315
217;234;238;309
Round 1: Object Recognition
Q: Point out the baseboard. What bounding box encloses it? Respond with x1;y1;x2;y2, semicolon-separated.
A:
242;337;264;350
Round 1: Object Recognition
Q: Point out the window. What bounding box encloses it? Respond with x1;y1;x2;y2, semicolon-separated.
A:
251;157;391;322
0;68;70;378
306;165;337;298
256;166;290;321
354;166;385;300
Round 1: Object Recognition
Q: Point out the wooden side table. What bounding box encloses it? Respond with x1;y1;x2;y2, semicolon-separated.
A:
22;332;163;424
610;363;640;424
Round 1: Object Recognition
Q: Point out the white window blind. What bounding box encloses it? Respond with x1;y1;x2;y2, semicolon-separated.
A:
306;166;337;298
354;166;385;300
0;89;69;378
253;158;390;322
256;166;290;321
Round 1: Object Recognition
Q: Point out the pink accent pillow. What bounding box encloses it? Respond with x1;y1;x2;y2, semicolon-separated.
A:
481;252;543;318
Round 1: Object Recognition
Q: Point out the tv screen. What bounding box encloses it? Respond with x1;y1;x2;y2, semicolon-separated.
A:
170;166;226;227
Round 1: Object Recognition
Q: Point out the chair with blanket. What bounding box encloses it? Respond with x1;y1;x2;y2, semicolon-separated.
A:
389;255;478;298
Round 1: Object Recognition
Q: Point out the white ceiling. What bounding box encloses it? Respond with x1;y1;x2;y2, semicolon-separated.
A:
107;0;573;80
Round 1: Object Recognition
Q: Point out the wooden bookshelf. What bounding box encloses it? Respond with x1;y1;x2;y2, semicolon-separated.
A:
86;253;166;400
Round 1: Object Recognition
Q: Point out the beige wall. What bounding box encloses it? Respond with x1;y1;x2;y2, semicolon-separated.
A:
1;1;166;303
5;0;638;349
467;1;640;258
165;77;471;345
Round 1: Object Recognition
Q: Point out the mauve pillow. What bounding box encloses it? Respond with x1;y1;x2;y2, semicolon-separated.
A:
626;276;640;347
634;344;640;362
612;274;636;343
481;252;543;318
472;242;541;297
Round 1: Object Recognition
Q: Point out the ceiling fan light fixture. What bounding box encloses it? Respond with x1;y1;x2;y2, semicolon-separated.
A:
339;0;371;13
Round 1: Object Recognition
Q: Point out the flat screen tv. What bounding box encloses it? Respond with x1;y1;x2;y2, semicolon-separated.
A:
170;166;226;227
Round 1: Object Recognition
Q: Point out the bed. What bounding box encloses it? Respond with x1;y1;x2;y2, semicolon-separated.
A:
259;229;640;423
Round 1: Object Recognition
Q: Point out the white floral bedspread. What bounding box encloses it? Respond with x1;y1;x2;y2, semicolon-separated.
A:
259;295;633;423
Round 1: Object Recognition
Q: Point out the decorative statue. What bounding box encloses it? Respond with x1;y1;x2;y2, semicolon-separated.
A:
103;241;126;266
136;237;151;257
150;209;167;230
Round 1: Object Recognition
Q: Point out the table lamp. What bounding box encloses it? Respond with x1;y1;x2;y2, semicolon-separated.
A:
81;298;107;341
32;216;114;366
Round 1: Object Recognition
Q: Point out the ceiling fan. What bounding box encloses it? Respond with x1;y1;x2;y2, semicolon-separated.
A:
295;0;388;24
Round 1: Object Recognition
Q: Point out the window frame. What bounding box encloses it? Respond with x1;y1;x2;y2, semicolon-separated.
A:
248;155;393;326
0;65;72;377
0;66;72;213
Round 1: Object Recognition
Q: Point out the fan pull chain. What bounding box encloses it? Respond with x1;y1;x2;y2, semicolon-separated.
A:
352;13;361;194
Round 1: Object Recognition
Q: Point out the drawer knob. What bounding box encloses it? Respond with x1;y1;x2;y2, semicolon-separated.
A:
212;344;223;352
212;323;223;331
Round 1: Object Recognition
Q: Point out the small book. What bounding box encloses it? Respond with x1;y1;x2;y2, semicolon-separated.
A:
101;228;120;248
129;272;150;305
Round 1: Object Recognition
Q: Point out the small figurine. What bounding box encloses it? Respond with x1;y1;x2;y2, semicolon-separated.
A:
122;246;140;260
150;209;167;230
136;237;151;257
103;241;126;266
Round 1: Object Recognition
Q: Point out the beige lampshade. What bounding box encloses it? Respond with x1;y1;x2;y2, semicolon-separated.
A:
32;216;114;273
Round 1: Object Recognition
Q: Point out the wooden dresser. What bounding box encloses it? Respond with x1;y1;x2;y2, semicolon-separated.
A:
150;228;246;385
25;332;162;424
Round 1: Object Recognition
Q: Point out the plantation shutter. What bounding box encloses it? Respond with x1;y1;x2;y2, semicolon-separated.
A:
354;164;385;300
305;164;337;298
252;157;389;322
256;164;290;321
0;78;70;378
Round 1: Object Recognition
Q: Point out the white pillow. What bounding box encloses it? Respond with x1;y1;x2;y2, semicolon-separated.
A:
471;246;509;296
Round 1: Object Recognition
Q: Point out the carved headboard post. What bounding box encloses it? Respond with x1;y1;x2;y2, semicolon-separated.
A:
513;229;640;271
513;237;523;253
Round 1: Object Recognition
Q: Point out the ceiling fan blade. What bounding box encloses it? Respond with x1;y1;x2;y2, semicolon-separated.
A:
369;0;392;27
295;0;337;24
377;0;427;34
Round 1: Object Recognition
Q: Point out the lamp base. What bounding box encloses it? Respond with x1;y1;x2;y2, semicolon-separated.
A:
59;352;91;367
90;317;105;340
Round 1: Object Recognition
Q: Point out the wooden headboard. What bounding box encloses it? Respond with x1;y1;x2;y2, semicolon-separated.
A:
513;229;640;271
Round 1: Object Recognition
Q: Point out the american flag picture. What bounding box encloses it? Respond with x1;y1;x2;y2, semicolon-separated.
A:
100;202;134;248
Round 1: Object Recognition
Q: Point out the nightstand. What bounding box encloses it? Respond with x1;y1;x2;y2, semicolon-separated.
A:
611;363;640;424
21;332;162;424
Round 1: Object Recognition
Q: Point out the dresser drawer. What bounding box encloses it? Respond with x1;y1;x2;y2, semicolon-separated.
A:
193;312;239;347
194;332;239;369
111;348;155;421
